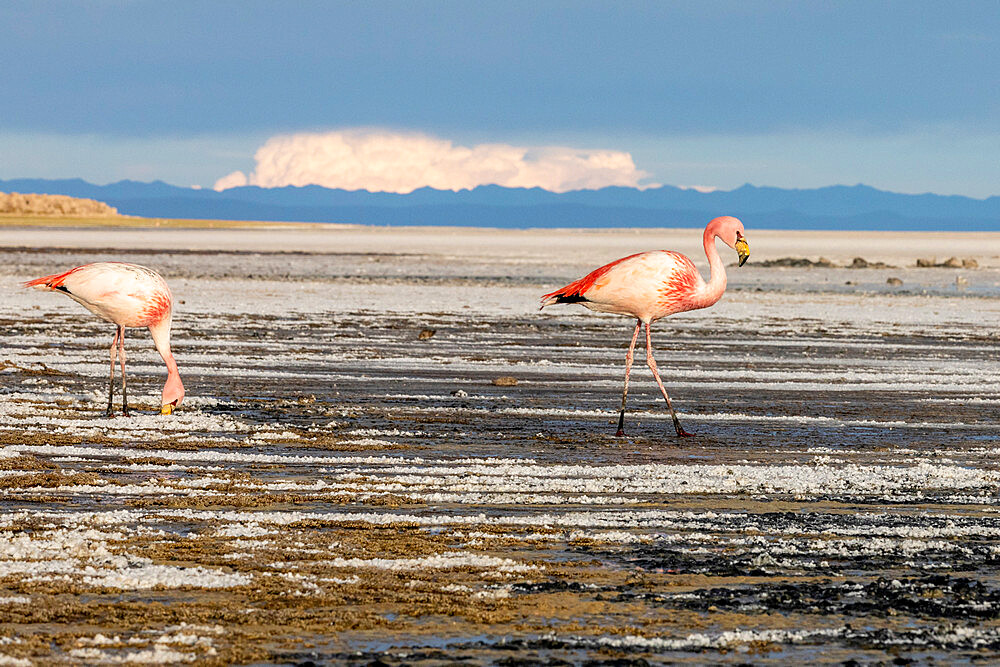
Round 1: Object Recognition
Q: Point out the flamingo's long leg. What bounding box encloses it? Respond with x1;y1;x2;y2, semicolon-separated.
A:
615;319;642;436
644;323;693;437
118;326;129;417
106;327;121;417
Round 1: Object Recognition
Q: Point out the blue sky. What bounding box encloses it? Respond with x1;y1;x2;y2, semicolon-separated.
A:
1;1;998;196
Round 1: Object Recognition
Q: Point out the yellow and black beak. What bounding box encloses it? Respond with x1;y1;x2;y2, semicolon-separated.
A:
735;235;750;267
161;401;177;415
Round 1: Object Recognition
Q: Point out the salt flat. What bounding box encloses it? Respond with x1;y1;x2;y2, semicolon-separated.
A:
4;223;1000;266
0;224;998;664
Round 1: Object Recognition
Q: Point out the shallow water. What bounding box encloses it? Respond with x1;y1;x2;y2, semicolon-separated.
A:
0;237;999;665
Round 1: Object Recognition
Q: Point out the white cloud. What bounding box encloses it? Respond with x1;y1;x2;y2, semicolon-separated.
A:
213;129;657;193
213;170;248;190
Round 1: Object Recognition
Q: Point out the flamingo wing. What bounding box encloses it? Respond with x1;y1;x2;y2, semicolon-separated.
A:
542;251;704;321
541;252;646;306
25;262;172;327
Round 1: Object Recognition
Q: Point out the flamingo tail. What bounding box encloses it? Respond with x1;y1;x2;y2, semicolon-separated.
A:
23;268;78;291
540;254;638;309
539;283;590;309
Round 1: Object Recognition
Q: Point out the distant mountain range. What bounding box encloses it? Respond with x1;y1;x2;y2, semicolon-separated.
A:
1;178;998;230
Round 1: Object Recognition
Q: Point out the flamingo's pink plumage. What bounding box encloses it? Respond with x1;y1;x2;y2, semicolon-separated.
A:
24;262;184;416
541;216;750;437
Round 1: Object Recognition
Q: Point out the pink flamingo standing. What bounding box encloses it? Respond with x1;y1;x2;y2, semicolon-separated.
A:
540;216;749;437
24;262;185;417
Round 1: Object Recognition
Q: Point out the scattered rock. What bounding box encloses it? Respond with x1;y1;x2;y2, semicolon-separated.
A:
753;257;835;268
886;277;903;286
915;257;978;269
417;328;436;340
492;376;518;387
849;257;892;269
451;389;468;398
956;275;969;288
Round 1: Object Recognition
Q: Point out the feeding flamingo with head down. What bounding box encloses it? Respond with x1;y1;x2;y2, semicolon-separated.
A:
540;216;749;437
24;262;184;417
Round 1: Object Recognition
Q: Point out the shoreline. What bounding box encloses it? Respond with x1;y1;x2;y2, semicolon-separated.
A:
2;221;999;267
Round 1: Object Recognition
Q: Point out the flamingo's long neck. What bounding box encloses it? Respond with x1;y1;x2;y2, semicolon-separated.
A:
150;320;172;363
161;348;180;377
700;224;728;308
150;318;184;402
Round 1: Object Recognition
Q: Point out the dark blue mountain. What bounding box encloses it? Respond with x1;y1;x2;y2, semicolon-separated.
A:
1;178;997;230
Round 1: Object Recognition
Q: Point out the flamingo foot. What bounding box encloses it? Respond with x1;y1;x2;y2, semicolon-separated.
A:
122;408;131;418
615;429;626;437
671;416;694;437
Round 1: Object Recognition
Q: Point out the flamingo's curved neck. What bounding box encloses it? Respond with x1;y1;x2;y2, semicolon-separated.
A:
149;320;173;364
701;224;727;307
161;348;179;375
150;318;183;401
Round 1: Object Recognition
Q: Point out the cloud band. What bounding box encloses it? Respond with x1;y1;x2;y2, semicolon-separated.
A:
214;129;656;193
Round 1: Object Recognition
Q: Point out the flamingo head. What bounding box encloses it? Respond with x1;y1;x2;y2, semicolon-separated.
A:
160;372;185;415
712;216;750;266
735;231;750;267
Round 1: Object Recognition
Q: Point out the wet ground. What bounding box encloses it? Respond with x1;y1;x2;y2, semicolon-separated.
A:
1;231;999;664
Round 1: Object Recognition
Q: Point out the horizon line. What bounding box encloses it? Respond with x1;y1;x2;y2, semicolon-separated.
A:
1;176;997;201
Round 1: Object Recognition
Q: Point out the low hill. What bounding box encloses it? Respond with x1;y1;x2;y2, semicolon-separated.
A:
0;191;119;217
